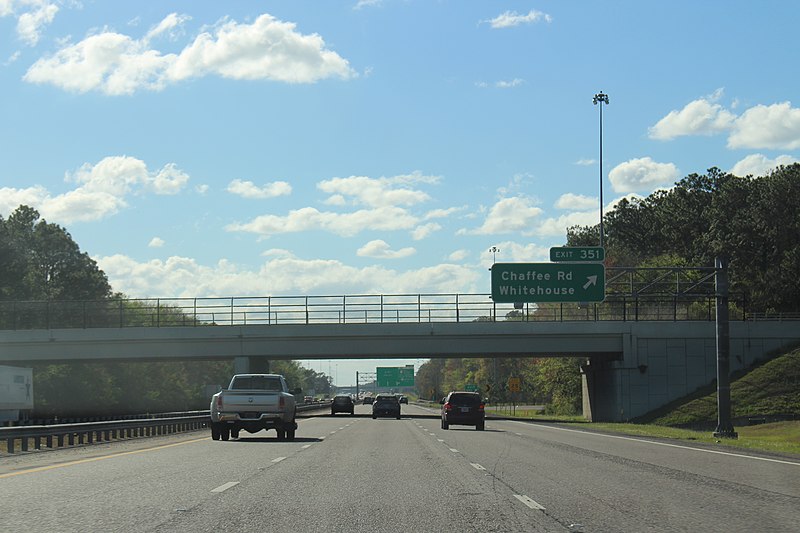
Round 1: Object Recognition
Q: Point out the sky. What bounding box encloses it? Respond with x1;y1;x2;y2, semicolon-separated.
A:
2;1;799;386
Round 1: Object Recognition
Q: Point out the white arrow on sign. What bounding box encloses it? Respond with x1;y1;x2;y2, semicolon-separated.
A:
582;275;598;290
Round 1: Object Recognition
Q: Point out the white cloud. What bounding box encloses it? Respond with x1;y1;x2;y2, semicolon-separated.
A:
96;253;484;297
649;93;735;140
354;0;382;9
317;171;437;208
227;179;292;199
609;157;680;193
0;185;49;216
459;196;543;235
357;239;415;259
486;10;552;29
575;158;596;166
535;210;598;238
0;156;189;224
728;102;800;150
24;13;356;95
495;78;524;88
555;193;596;211
16;0;58;46
144;12;191;43
730;153;799;177
411;222;441;240
424;206;464;220
148;237;165;248
226;205;419;238
448;249;469;262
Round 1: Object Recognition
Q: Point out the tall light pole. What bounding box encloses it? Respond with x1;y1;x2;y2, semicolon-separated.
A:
593;92;609;248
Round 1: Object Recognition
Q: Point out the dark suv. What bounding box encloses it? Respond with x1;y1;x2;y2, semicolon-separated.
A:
331;395;355;415
441;391;485;430
372;394;401;419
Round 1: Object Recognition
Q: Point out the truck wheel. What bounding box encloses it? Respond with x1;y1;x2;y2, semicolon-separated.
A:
441;419;449;430
230;428;240;439
276;429;286;440
286;427;296;441
350;409;354;416
221;428;230;441
211;425;221;441
476;422;485;431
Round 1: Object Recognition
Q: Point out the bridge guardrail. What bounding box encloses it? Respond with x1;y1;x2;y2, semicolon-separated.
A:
0;291;766;331
1;403;331;455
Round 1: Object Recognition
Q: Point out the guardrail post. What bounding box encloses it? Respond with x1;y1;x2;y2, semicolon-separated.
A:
455;294;460;323
306;296;309;324
381;294;384;323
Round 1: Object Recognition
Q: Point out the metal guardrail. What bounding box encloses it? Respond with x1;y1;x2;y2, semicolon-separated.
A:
1;403;331;455
1;415;210;454
0;291;775;330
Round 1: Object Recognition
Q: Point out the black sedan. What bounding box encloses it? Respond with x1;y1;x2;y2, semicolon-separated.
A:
372;394;401;419
331;394;355;415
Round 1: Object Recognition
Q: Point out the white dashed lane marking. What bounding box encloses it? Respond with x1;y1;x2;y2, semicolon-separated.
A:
211;482;239;493
514;494;546;511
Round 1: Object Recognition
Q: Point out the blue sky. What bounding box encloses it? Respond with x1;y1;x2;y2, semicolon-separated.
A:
2;1;799;385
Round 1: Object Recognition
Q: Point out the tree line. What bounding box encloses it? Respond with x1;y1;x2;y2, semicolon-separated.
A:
0;206;333;417
414;165;800;414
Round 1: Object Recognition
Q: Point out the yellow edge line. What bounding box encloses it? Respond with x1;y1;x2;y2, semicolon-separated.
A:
0;436;208;479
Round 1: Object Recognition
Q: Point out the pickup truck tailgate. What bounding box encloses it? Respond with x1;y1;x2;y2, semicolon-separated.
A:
218;391;284;419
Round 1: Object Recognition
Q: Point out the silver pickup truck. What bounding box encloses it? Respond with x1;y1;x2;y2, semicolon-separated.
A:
210;374;299;441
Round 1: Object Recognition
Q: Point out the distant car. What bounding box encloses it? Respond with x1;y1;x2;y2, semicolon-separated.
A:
372;394;401;419
441;391;484;430
331;394;355;415
398;395;408;404
362;396;374;405
304;395;313;404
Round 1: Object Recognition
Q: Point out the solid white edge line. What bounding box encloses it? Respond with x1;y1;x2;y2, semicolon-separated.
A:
271;456;287;463
514;494;546;510
211;482;239;493
511;421;800;466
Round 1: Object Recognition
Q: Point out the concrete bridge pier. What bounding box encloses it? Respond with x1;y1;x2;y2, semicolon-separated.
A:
233;356;270;374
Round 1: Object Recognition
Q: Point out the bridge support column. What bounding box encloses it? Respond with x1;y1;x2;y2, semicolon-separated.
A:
233;357;270;374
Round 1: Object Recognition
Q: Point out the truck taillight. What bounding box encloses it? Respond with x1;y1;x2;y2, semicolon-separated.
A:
444;402;452;411
479;403;485;411
216;395;223;409
279;397;285;408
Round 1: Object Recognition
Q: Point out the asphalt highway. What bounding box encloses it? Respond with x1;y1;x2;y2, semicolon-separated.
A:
1;403;798;532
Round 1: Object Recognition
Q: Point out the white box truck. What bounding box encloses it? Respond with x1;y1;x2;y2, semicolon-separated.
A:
0;365;34;423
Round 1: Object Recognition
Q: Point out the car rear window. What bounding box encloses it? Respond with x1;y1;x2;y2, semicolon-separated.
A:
375;396;398;403
231;376;282;391
448;393;480;406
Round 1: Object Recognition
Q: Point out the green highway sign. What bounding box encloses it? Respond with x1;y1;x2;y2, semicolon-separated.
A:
549;246;605;262
491;262;605;303
377;366;415;387
465;384;478;392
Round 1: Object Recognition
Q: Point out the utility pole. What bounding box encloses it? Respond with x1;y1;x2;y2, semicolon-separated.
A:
593;92;609;248
713;257;737;439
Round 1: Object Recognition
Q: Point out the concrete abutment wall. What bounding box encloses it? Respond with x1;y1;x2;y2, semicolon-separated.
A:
583;322;800;422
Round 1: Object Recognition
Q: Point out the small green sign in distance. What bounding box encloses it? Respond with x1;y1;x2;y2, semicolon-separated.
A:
549;246;605;262
491;262;605;303
465;384;478;392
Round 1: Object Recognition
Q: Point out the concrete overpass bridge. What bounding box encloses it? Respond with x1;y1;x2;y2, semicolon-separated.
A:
1;293;799;422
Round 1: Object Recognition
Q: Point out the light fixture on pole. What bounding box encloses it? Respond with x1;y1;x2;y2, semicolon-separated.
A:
592;91;609;248
488;246;500;264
